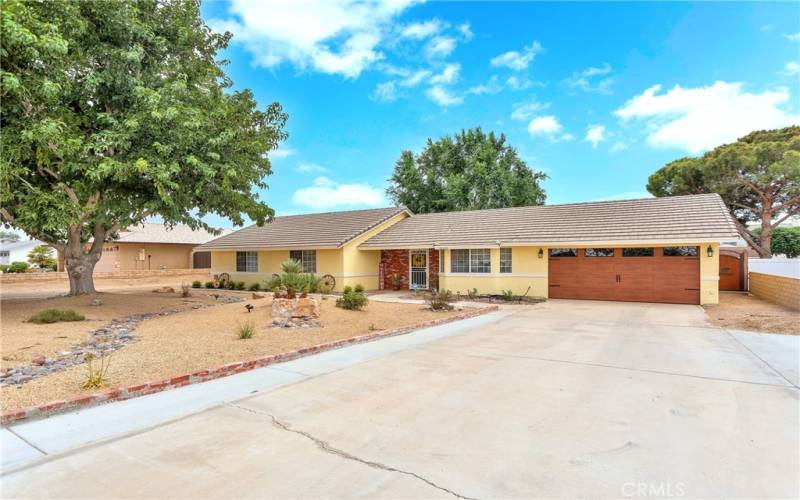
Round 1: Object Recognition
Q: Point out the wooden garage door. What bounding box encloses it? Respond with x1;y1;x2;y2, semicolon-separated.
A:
548;247;700;304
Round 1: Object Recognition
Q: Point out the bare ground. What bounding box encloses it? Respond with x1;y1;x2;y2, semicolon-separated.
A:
1;292;463;411
704;292;799;335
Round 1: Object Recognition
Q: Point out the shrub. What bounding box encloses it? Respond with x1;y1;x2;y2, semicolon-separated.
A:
263;275;282;292
8;261;29;273
235;281;246;290
501;289;514;301
467;288;478;299
181;282;191;297
249;282;261;291
236;321;255;340
771;227;800;258
0;264;8;273
427;289;455;310
336;285;368;310
192;280;202;288
82;353;111;389
27;244;57;270
29;309;85;324
205;281;215;289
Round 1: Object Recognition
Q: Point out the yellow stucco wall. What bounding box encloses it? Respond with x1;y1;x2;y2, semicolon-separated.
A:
96;242;194;272
699;243;720;305
341;211;410;290
439;247;549;298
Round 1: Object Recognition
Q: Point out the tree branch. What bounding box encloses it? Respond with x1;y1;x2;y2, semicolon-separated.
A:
774;208;800;227
773;195;800;214
0;207;15;224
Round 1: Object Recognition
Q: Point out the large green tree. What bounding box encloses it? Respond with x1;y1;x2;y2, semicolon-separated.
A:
387;128;547;213
647;127;800;257
1;0;286;294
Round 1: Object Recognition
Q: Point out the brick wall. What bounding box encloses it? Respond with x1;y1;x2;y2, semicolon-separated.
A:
429;248;440;290
379;248;440;290
749;272;800;311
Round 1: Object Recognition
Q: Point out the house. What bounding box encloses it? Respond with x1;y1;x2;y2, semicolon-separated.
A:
57;223;232;272
193;207;410;291
198;194;738;305
0;239;49;266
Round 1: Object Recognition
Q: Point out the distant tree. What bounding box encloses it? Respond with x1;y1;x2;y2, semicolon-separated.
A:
769;227;800;258
1;0;287;294
387;128;547;213
27;244;57;270
0;230;20;242
647;127;800;257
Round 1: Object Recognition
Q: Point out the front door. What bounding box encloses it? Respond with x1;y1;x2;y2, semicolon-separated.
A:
410;250;428;289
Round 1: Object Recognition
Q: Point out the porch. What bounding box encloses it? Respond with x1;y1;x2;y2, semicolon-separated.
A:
379;249;441;290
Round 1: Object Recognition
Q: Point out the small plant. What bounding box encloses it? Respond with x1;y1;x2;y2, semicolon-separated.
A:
368;323;379;332
390;273;401;291
181;282;191;297
249;282;261;291
336;285;368;310
29;309;85;324
192;280;202;288
501;289;514;301
263;274;282;292
90;295;103;306
467;288;478;299
236;321;256;340
205;281;215;289
0;264;9;273
82;353;111;389
427;289;455;311
235;281;246;290
8;261;29;273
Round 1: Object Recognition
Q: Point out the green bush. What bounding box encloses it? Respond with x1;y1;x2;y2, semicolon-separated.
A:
8;261;29;273
29;309;85;324
249;282;261;291
191;280;202;288
236;321;255;340
467;288;478;299
501;289;514;301
0;264;9;273
336;285;368;310
771;227;800;258
205;281;215;289
426;289;455;310
263;274;282;292
235;281;246;290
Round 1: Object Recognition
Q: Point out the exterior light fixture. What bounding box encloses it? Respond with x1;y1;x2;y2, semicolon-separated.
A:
707;245;714;258
538;248;544;259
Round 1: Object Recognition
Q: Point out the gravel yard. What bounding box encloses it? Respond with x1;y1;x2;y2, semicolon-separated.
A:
705;292;799;335
1;291;463;411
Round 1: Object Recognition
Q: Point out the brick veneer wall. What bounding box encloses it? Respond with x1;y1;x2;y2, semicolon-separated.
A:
749;272;800;311
380;249;440;290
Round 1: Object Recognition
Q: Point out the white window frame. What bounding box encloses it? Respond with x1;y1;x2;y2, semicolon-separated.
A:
451;249;491;274
236;251;258;273
499;248;512;273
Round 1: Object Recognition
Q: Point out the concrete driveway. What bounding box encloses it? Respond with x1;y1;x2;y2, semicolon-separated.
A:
3;300;798;498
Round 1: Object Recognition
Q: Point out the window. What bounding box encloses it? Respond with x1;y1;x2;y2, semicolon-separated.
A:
236;251;258;272
623;247;654;257
0;251;8;257
289;250;317;273
663;246;698;257
439;250;445;272
500;248;512;273
450;249;491;273
549;248;577;257
585;248;615;257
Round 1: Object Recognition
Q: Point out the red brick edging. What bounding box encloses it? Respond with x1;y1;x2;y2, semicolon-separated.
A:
1;305;498;425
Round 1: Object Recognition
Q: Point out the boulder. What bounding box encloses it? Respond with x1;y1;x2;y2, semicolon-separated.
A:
152;286;175;294
252;292;266;299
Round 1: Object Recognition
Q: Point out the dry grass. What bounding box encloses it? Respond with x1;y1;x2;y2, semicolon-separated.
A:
1;294;463;411
705;292;799;335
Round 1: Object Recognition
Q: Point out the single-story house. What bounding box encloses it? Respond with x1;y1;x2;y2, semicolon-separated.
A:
0;239;50;266
57;223;232;272
197;193;738;305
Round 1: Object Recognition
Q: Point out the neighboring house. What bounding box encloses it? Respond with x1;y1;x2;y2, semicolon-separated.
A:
199;194;737;305
0;239;47;266
194;207;410;292
57;223;232;272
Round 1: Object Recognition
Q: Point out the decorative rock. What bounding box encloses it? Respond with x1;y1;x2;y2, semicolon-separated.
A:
252;293;266;299
152;286;175;294
32;356;46;366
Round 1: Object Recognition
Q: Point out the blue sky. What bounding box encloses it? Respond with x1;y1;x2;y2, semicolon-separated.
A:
199;0;800;227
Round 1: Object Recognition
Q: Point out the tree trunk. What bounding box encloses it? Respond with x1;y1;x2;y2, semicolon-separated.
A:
758;207;774;259
63;225;104;296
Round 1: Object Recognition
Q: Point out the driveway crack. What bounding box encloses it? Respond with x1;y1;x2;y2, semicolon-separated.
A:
229;404;476;499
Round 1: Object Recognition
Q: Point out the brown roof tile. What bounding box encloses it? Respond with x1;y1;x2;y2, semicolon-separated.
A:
359;194;739;248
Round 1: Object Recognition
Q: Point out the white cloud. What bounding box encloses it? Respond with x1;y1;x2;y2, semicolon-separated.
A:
490;41;544;71
425;86;463;106
401;19;442;39
565;63;614;94
510;101;548;121
615;81;800;153
270;146;296;159
400;69;432;87
429;63;460;85
585;125;607;148
208;0;418;79
468;75;503;95
292;177;385;209
424;36;457;59
785;32;800;41
782;61;800;75
370;81;398;102
610;141;628;152
295;161;329;174
527;115;573;141
458;23;473;40
505;75;534;91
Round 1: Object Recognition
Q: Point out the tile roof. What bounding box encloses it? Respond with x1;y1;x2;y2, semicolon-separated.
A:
194;207;409;251
359;193;739;248
115;224;232;245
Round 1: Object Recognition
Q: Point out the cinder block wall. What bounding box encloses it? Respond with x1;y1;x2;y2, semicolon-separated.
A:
749;272;800;311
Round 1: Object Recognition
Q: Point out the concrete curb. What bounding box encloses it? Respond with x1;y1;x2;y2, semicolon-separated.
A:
1;305;498;425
